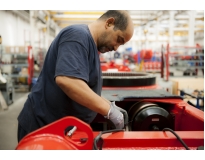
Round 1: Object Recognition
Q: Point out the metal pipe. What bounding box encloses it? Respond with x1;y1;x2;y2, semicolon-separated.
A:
67;126;77;137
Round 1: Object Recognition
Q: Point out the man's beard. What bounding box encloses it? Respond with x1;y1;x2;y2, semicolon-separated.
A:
98;46;109;53
97;32;110;53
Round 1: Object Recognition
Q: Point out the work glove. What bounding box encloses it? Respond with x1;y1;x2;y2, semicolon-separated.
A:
111;101;128;126
111;101;122;110
104;102;124;129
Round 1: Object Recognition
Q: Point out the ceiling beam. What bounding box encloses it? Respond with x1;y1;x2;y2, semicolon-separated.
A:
175;15;204;19
10;10;30;22
52;15;156;20
49;11;105;15
53;15;101;18
53;17;97;21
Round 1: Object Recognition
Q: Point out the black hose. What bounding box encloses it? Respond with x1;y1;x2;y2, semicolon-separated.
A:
162;128;190;150
93;129;124;150
115;106;128;126
94;127;190;150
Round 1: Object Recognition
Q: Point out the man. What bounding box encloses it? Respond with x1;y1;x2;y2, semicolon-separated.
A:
17;10;134;142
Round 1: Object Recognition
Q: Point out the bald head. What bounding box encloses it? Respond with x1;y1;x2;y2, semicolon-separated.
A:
98;10;132;31
98;10;134;42
89;10;134;53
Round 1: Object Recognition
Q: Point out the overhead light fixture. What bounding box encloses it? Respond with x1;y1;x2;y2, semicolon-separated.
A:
53;15;101;18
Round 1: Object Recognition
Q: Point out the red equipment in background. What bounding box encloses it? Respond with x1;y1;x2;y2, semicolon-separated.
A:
140;49;153;60
101;60;130;72
140;49;161;72
27;46;34;88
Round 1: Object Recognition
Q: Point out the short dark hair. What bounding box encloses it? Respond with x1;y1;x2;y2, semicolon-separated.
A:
98;10;128;31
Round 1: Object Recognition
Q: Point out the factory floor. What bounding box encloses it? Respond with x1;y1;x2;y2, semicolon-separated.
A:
0;73;204;150
0;92;29;150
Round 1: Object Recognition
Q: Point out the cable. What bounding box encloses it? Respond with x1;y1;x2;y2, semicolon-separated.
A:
93;129;123;150
162;128;190;150
94;127;190;150
114;105;129;127
125;120;133;126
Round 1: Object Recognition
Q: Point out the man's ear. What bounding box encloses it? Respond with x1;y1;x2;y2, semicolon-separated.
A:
105;17;115;28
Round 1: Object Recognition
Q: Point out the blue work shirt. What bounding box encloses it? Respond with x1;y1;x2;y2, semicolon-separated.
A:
18;24;102;133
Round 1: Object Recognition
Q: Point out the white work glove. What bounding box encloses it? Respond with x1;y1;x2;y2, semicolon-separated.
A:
111;101;120;109
104;102;124;129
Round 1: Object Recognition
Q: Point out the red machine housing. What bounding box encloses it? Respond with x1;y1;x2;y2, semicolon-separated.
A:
16;72;204;150
101;60;131;72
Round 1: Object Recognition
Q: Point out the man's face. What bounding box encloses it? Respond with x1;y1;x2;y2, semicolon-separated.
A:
97;23;134;54
97;28;125;53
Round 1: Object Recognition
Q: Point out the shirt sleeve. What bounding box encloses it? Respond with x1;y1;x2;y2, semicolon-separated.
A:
54;41;89;83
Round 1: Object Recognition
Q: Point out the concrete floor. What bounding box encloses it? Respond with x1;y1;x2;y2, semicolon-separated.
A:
0;92;29;150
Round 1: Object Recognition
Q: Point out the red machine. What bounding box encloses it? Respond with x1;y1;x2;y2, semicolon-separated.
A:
101;60;131;72
16;72;204;150
27;46;34;85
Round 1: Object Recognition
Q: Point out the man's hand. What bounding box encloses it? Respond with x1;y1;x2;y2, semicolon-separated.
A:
104;102;124;129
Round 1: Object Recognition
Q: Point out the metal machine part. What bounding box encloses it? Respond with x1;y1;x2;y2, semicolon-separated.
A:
0;81;14;106
128;101;174;131
67;126;77;137
102;72;156;87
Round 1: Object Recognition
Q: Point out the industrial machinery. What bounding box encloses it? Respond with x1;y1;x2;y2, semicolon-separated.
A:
101;60;131;72
16;72;204;150
0;75;14;106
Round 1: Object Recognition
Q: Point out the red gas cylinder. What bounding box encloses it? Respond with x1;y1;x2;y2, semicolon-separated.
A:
109;60;116;68
118;65;131;72
27;46;34;86
140;50;153;60
101;63;108;71
16;116;94;150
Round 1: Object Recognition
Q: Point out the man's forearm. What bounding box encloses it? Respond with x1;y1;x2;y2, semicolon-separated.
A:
55;76;110;116
101;96;111;105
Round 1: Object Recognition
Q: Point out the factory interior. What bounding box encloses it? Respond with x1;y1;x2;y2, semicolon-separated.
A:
0;3;204;156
